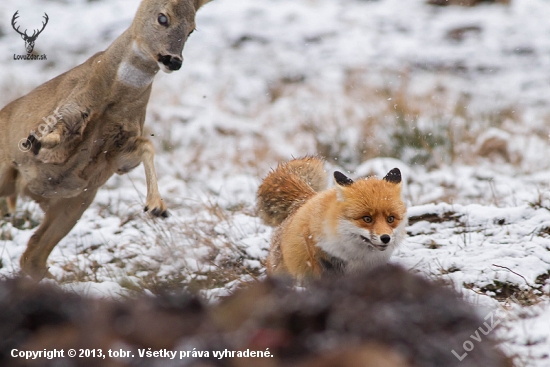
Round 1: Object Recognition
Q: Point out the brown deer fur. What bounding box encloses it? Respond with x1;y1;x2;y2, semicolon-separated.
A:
0;0;211;280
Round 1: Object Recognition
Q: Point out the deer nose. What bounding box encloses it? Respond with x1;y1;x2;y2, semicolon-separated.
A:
380;235;391;244
169;57;182;70
159;54;183;71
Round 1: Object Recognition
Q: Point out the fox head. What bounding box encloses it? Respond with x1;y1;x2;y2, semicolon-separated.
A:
333;168;407;252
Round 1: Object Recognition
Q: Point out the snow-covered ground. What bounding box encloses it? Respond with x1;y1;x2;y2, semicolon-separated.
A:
1;0;550;365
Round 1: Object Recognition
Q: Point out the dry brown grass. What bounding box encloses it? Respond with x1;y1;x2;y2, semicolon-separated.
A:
258;69;522;171
47;192;264;299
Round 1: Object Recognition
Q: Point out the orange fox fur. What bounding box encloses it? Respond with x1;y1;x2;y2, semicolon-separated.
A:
257;157;407;280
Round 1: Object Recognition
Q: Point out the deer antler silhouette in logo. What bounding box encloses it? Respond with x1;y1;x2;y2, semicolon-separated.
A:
12;11;49;54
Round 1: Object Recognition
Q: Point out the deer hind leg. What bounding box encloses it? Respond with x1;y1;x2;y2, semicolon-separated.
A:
116;137;168;218
0;166;18;215
20;188;98;281
6;195;17;214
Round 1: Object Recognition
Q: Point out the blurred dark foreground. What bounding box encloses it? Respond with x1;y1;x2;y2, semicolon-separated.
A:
0;265;512;367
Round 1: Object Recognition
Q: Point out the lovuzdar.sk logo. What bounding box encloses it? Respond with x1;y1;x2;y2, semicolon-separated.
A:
12;10;49;61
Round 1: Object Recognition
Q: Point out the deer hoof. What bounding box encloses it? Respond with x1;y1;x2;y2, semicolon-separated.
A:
152;208;169;218
144;198;168;218
40;132;62;150
21;134;42;155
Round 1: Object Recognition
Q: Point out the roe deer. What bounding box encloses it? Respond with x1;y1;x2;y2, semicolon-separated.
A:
0;0;211;280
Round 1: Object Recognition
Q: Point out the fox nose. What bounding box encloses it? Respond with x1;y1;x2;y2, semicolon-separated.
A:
380;235;391;244
158;54;183;71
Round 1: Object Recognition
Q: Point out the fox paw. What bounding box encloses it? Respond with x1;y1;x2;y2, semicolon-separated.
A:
144;197;168;218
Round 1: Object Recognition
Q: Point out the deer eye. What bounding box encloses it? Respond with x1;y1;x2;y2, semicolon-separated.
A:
158;13;169;26
387;216;395;223
363;216;373;224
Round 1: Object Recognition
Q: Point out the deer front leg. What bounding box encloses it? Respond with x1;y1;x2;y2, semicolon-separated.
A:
117;137;168;218
26;126;63;156
28;105;91;155
39;127;63;149
141;140;168;218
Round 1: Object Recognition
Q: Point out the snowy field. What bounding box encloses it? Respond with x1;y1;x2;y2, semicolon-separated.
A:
1;0;550;365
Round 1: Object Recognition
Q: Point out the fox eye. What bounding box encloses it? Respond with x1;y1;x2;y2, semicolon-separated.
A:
387;216;395;223
363;216;373;223
158;13;169;26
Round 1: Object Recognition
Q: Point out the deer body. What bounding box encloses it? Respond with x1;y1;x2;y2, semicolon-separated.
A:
0;0;210;279
6;31;154;198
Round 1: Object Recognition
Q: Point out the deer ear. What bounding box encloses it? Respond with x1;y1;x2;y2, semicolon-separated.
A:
194;0;212;10
383;168;401;184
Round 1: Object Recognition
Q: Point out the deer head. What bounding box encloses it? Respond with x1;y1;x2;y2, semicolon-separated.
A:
131;0;211;73
12;11;49;54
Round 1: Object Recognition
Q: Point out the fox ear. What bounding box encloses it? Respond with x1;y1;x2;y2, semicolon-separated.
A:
383;168;401;184
334;171;354;187
334;172;353;202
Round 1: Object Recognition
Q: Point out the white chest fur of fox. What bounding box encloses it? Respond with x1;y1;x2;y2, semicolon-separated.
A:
257;156;407;280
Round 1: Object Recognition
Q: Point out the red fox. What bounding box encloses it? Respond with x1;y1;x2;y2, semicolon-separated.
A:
257;157;407;279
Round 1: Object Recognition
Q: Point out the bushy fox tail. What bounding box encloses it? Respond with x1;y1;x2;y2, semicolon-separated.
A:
257;156;327;226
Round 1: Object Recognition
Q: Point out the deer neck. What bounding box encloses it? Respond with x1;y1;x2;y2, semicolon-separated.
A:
102;30;160;91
